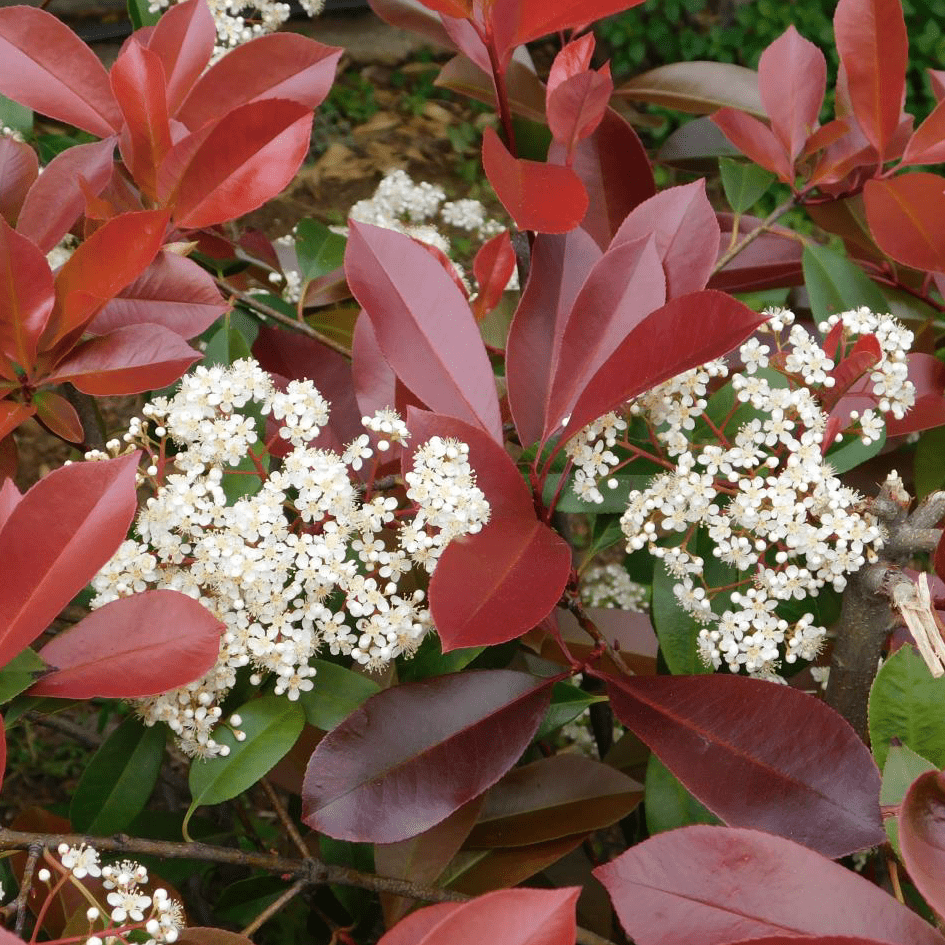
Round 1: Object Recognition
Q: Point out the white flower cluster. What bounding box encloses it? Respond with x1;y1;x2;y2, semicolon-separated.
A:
49;847;184;944
580;562;648;611
147;0;323;56
91;360;489;757
570;307;913;677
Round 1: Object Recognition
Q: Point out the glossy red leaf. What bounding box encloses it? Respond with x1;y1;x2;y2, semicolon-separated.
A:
506;229;602;447
430;517;572;650
466;753;642;847
369;0;458;50
902;99;945;166
595;826;945;945
0;400;35;443
379;887;579;945
176;33;342;131
930;69;945;102
48;209;169;346
0;452;138;668
145;0;215;115
32;390;84;443
886;353;945;436
345;221;502;441
111;41;173;199
0;136;37;227
88;251;228;339
471;232;515;323
603;672;884;857
0;479;21;532
546;67;613;156
0;6;121;137
159;99;312;228
302;670;555;842
46;323;200;396
759;25;827;162
482;127;588;234
511;0;645;47
0;217;54;370
834;0;907;162
899;770;945;921
547;34;595;96
435;53;547;123
16;138;117;255
351;312;398;425
547;108;654;249
543;236;666;440
712;108;793;182
612;179;720;298
709;213;804;292
31;589;222;698
558;290;765;442
863;173;945;273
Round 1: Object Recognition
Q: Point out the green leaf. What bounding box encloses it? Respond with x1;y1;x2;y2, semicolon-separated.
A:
869;644;945;771
0;648;46;705
127;0;161;28
584;515;625;561
915;426;945;498
824;425;886;475
397;636;485;682
651;562;711;675
203;322;253;367
294;220;347;284
802;243;888;323
185;696;305;838
70;717;166;835
298;660;381;730
534;681;606;741
0;94;32;136
215;876;288;925
880;744;937;854
719;158;775;213
543;471;653;514
644;753;721;834
319;835;374;919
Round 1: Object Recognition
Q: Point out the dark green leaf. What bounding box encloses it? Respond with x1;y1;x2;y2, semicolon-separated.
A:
298;660;381;730
534;681;606;741
824;425;885;475
803;243;888;323
915;427;945;498
70;717;166;834
127;0;161;28
869;644;945;771
881;744;937;853
543;471;652;514
719;158;775;213
294;219;346;284
398;636;485;682
0;648;46;704
0;94;32;136
203;322;252;367
644;753;720;834
651;562;711;675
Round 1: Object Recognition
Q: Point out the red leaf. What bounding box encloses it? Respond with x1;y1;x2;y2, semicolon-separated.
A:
823;334;883;410
369;0;459;50
834;0;908;163
547;108;654;248
159;99;313;228
16;138;117;255
32;390;83;443
345;221;502;441
759;25;827;162
430;517;572;650
48;209;169;346
472;230;516;320
546;67;613;156
931;69;945;102
902;98;945;166
602;672;885;858
709;213;804;292
505;229;602;447
900;769;945;920
594;825;945;945
111;41;173;199
612;179;720;298
31;589;222;698
0;136;38;227
0;478;21;533
0;452;138;668
511;0;645;47
145;0;215;115
547;34;595;96
0;400;35;443
886;352;945;436
723;939;907;945
88;251;228;339
558;290;766;442
543;236;666;440
46;323;200;396
302;670;555;842
351;313;398;426
482;127;587;234
0;217;54;370
712;108;793;181
176;33;342;131
378;887;579;945
864;173;945;273
0;6;121;137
